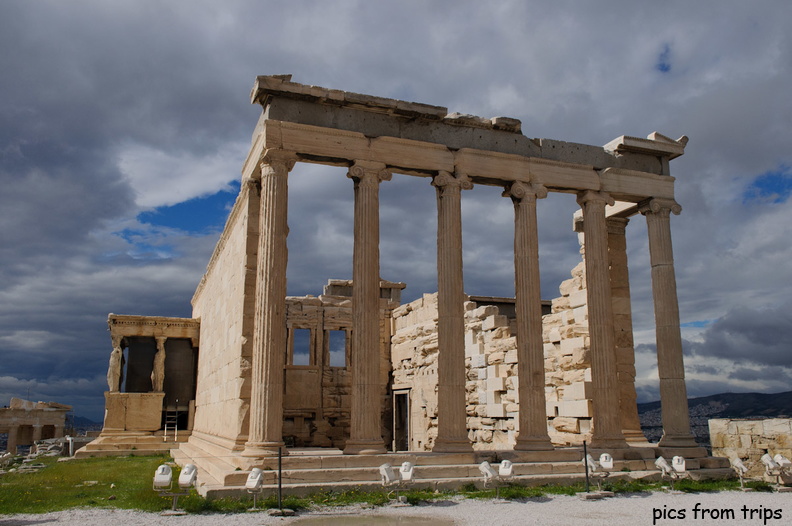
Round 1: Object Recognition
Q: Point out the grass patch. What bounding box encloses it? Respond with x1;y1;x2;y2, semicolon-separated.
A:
0;455;764;515
0;455;169;514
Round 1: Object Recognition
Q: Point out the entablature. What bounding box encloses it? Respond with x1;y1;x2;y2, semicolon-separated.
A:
108;314;200;346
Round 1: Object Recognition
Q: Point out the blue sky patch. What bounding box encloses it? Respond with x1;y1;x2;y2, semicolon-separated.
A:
138;182;239;234
680;319;715;328
655;44;672;73
743;168;792;204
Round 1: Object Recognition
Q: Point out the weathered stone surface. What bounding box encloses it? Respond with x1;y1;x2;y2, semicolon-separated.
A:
710;418;792;477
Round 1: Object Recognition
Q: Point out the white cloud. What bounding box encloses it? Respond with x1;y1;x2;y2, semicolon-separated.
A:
117;141;247;208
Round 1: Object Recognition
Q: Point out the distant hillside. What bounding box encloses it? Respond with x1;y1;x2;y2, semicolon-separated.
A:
638;391;792;446
66;414;103;435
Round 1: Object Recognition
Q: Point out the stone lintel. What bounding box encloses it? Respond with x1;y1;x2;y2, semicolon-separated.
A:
604;132;687;160
253;76;682;175
108;314;200;345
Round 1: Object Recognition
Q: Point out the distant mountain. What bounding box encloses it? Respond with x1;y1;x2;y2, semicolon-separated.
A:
638;390;792;446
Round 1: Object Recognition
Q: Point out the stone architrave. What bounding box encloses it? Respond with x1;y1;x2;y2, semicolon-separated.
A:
505;181;554;451
344;160;390;455
107;335;124;392
243;150;296;458
577;190;627;448
432;171;473;452
640;198;697;447
606;217;646;442
151;336;167;392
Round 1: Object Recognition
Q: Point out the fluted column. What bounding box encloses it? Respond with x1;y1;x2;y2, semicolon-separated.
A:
151;336;167;392
243;150;296;458
505;181;554;451
433;171;473;452
107;335;124;392
607;217;646;442
344;161;390;455
640;198;697;447
577;190;627;448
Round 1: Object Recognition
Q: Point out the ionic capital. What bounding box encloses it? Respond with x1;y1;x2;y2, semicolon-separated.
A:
576;190;615;208
258;150;297;180
347;160;391;187
639;198;682;216
432;171;473;194
503;181;547;202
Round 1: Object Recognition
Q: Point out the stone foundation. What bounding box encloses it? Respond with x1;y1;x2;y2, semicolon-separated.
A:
709;418;792;477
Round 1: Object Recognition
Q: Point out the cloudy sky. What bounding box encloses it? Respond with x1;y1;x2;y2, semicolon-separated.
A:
2;1;791;421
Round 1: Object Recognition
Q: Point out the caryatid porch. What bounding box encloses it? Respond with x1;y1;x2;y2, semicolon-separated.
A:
240;75;697;459
99;316;199;440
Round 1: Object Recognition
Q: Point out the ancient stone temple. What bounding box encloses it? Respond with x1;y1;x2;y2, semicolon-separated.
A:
82;75;731;494
1;398;71;454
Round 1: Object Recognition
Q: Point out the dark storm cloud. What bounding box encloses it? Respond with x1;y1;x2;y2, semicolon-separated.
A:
687;304;792;368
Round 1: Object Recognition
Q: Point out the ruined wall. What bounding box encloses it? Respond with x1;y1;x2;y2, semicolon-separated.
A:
391;249;599;450
542;259;594;445
391;293;440;451
710;418;792;477
190;184;257;445
282;282;400;449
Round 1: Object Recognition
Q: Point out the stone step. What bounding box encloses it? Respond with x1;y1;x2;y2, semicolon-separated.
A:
78;441;178;451
199;469;663;499
272;451;488;470
176;441;249;486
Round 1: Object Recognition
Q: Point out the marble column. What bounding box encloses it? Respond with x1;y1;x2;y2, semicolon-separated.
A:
640;198;697;447
577;190;627;448
7;425;18;454
243;151;296;458
107;335;124;392
344;160;390;455
432;171;473;452
151;336;167;392
607;217;646;442
505;181;554;451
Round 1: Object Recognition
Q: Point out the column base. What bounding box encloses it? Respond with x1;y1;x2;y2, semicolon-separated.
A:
344;439;386;455
623;429;649;443
589;436;629;450
658;433;698;448
241;441;288;458
514;436;555;451
433;437;473;453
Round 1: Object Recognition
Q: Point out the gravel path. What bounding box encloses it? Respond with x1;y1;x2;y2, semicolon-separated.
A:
2;491;791;525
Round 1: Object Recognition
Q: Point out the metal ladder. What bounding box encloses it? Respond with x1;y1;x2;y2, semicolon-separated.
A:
163;407;179;442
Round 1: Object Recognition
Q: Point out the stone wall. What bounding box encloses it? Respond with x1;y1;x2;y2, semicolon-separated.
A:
543;259;594;445
190;184;257;445
281;281;400;449
391;238;610;450
709;418;792;477
391;293;440;450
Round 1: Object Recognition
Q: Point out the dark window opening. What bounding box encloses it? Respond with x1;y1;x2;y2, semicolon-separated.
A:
291;328;311;366
328;330;347;367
